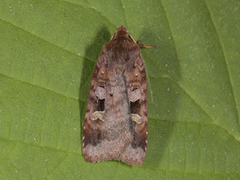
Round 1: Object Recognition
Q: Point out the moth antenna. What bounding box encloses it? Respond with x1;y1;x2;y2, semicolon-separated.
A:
136;40;157;49
103;161;110;167
137;40;155;102
140;58;153;102
145;63;154;102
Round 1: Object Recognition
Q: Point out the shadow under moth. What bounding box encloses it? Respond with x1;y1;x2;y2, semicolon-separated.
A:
83;25;154;166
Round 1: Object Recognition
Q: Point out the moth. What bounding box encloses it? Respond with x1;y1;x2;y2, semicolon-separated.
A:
82;25;154;166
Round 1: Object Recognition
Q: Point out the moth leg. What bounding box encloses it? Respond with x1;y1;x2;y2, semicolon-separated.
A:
91;111;105;121
131;114;141;124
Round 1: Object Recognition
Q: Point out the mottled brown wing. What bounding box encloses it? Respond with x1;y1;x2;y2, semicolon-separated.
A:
118;54;148;165
82;53;107;161
82;53;148;166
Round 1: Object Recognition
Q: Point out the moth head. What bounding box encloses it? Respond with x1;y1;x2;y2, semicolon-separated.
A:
110;25;136;44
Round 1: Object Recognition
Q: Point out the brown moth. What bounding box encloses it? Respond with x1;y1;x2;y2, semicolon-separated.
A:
82;25;154;166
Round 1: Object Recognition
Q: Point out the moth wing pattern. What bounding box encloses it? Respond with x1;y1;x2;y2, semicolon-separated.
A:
82;25;149;166
119;54;148;165
82;53;106;150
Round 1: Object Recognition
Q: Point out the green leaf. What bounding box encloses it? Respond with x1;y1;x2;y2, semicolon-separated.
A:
0;0;240;179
